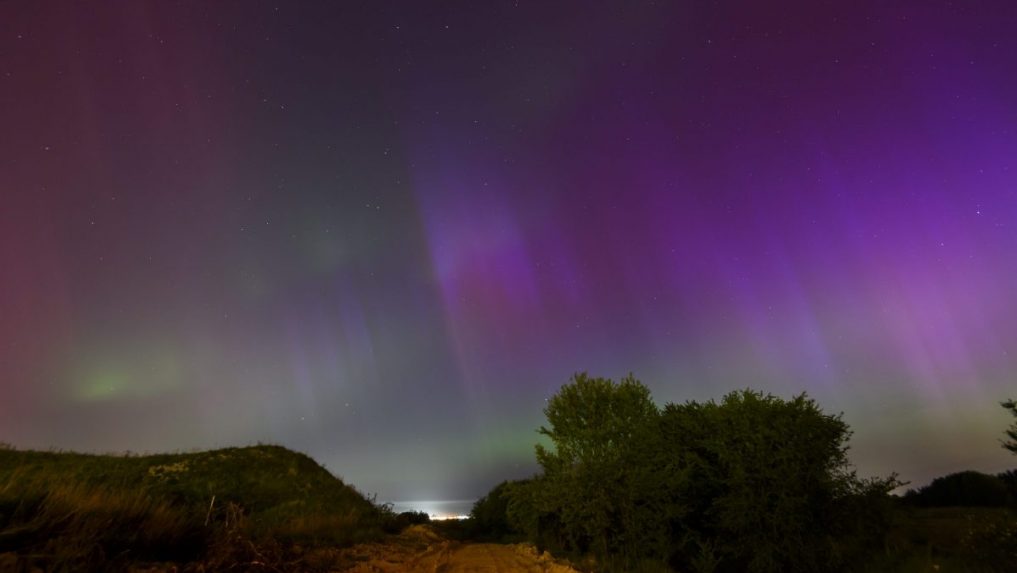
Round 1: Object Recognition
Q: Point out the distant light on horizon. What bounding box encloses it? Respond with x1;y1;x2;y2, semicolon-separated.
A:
430;514;470;521
390;500;475;520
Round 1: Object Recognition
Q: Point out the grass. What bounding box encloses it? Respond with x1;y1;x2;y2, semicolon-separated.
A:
861;505;1017;573
0;443;391;571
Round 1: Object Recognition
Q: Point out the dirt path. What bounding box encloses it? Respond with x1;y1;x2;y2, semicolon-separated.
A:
339;525;579;573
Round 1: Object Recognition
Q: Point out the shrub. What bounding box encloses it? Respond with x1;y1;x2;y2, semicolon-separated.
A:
514;378;901;573
469;480;518;540
905;471;1011;508
382;510;430;533
398;510;431;525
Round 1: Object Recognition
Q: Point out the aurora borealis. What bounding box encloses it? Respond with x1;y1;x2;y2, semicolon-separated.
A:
3;1;1017;505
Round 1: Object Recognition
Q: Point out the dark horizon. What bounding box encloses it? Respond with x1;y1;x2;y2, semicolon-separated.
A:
3;1;1017;503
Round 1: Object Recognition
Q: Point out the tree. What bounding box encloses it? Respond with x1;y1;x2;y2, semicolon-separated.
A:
658;390;900;573
536;372;658;471
1002;400;1017;454
530;373;661;560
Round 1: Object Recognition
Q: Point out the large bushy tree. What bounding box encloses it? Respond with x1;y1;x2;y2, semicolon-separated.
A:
530;373;661;560
511;376;900;573
536;372;658;471
659;390;898;572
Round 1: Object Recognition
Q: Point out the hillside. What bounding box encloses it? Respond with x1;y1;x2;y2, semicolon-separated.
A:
0;444;387;571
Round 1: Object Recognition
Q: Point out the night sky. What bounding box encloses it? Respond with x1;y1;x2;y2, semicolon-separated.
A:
3;1;1017;506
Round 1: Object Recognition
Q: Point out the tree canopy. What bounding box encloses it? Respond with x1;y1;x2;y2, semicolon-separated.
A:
536;372;658;472
507;374;901;573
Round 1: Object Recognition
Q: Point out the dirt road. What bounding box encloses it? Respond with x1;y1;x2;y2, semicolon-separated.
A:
340;525;579;573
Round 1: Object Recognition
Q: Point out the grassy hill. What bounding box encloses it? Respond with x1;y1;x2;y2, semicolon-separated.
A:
0;444;389;571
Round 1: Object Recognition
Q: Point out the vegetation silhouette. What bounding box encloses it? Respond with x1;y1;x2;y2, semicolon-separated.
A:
464;375;1017;572
482;374;904;572
3;383;1017;571
904;471;1012;508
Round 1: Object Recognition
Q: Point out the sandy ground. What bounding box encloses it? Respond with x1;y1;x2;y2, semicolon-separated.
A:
0;525;580;572
339;525;580;573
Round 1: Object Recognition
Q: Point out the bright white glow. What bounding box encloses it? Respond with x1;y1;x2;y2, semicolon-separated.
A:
429;514;469;521
390;500;474;521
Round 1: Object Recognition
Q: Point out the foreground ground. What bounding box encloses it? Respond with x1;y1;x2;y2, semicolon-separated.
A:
0;525;578;573
337;525;579;573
